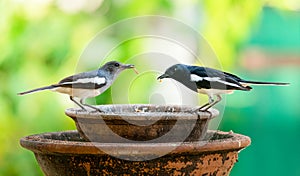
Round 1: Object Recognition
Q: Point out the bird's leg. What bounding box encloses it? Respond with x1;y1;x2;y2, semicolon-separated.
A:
202;95;222;111
70;96;86;111
198;95;214;110
79;99;102;112
198;95;214;116
198;102;210;110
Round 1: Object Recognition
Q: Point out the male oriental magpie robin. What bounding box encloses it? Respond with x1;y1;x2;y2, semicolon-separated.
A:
157;64;289;111
18;61;136;112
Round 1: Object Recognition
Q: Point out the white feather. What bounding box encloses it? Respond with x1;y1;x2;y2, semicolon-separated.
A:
215;79;242;88
190;74;203;81
204;77;242;88
203;77;220;81
62;77;106;85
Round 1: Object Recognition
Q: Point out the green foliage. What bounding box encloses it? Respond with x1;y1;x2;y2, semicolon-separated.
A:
202;0;263;68
0;2;101;175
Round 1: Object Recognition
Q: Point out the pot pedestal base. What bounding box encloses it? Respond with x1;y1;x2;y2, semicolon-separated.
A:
20;130;251;176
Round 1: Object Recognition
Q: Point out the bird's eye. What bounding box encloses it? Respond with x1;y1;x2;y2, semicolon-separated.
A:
114;63;120;67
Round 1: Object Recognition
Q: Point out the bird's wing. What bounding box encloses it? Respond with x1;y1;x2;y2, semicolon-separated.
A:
189;67;251;91
55;70;107;89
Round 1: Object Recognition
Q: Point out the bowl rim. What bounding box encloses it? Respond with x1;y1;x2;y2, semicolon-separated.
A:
65;104;219;121
20;130;251;156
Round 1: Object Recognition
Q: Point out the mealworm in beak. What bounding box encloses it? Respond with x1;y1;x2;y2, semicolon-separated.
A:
132;67;139;74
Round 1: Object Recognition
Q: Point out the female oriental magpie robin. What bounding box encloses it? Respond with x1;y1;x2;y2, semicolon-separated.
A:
18;61;136;112
157;64;289;111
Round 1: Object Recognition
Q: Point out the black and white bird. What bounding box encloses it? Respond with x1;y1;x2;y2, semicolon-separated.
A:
18;61;136;112
157;64;289;111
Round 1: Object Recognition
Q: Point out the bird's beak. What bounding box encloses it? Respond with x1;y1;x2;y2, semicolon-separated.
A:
123;64;135;69
122;64;139;74
157;73;169;80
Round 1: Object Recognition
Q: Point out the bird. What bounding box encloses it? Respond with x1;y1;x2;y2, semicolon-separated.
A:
157;64;289;112
18;61;136;112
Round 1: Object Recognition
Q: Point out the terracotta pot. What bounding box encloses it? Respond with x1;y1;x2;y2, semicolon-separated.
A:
65;104;218;142
20;130;250;176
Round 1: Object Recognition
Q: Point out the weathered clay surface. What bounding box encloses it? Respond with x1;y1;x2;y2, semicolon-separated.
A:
65;104;218;142
20;131;251;176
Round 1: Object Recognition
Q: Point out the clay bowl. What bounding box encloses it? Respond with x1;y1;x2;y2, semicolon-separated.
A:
65;104;219;142
20;130;251;176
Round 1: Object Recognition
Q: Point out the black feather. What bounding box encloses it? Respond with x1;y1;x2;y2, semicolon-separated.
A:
56;71;106;89
186;66;250;91
18;85;56;95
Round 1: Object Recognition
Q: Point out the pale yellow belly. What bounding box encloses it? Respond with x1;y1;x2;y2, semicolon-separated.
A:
197;88;234;95
52;87;101;98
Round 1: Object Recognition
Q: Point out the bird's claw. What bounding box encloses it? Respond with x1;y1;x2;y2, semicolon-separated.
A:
88;107;102;113
197;108;213;118
93;108;103;113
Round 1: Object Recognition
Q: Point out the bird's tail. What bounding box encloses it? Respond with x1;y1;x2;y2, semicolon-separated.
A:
240;80;289;86
18;85;55;95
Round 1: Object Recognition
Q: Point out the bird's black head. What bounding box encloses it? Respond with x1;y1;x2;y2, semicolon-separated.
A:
100;61;135;77
157;64;190;80
102;61;134;72
157;64;197;92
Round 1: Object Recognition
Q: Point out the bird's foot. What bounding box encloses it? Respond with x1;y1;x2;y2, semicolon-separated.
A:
92;108;103;113
81;104;103;113
88;107;103;113
197;108;212;117
78;107;88;112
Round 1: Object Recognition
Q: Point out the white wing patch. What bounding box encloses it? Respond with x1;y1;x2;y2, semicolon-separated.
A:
62;77;106;85
215;79;241;88
203;77;220;82
192;75;242;88
190;74;203;81
205;77;242;88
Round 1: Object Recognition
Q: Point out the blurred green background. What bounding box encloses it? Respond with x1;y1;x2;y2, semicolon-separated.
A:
1;0;299;175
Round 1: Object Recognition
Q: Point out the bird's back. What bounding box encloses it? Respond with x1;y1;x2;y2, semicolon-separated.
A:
186;65;251;91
